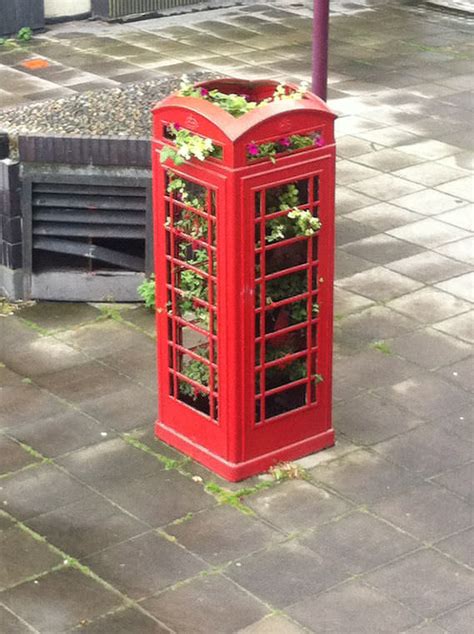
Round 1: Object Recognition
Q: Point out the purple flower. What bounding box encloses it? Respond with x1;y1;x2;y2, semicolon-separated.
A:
200;88;209;97
315;134;325;148
247;142;260;156
278;137;291;148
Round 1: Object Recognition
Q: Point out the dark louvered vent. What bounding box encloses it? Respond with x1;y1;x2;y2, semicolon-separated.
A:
31;182;147;273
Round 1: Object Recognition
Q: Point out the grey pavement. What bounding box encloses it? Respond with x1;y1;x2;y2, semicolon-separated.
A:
1;0;473;632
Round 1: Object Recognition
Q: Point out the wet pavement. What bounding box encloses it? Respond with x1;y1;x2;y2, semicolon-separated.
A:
1;0;473;632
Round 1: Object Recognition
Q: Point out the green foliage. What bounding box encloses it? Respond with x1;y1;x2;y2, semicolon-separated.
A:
171;79;317;167
204;482;254;514
17;27;33;41
269;462;308;481
371;340;392;355
246;132;318;163
179;348;212;399
178;76;308;118
0;27;33;46
265;184;321;245
167;175;206;211
287;208;321;237
137;275;156;310
161;125;217;166
207;89;258;117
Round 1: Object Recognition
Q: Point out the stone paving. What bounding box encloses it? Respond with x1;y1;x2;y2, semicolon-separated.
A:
1;0;473;632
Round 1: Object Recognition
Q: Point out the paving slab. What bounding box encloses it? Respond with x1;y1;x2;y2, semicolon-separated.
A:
165;505;280;564
26;493;149;560
0;606;35;634
435;235;474;264
97;469;215;527
342;232;425;264
287;579;421;633
0;383;66;429
14;302;101;330
435;527;474;569
364;549;474;619
226;540;350;609
376;372;471;420
374;421;473;478
9;410;113;458
0;525;63;589
141;573;269;633
0;464;90;521
346;202;422;231
388;328;471;369
56;437;162;491
370;481;473;542
72;607;170;633
436;271;474;303
238;615;306;634
335;305;419;352
0;568;124;633
300;510;419;575
387;217;470;248
84;531;207;600
334;392;423;445
0;435;41;475
310;448;419;504
387;287;471;324
387;251;471;284
434;601;474;634
245;480;352;533
432;462;474;505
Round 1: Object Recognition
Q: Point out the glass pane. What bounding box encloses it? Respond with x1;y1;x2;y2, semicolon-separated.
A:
265;327;307;362
265;384;307;418
265;180;309;214
265;240;307;275
265;270;307;304
265;356;307;391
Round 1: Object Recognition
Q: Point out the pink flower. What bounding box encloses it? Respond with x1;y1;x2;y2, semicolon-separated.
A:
278;137;291;148
315;135;325;147
247;142;260;156
200;88;209;97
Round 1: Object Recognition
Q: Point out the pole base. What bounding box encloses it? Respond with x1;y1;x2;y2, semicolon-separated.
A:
155;421;335;482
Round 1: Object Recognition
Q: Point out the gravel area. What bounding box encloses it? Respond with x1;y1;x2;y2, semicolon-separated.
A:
0;72;217;156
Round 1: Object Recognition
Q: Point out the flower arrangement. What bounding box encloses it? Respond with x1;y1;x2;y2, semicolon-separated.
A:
177;75;309;116
160;77;325;168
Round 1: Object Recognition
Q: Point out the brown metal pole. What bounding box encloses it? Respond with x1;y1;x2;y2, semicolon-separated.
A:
312;0;330;100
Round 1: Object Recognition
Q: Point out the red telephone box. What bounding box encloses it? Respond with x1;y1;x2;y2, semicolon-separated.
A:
152;79;336;481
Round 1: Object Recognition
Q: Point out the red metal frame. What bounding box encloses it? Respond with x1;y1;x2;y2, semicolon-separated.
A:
152;79;337;481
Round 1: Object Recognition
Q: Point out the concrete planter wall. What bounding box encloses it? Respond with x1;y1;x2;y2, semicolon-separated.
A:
0;0;45;36
0;160;23;298
44;0;91;21
92;0;206;21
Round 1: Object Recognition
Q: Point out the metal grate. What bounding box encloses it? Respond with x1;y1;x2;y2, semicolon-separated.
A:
254;176;322;423
30;181;147;273
21;172;152;300
94;0;205;19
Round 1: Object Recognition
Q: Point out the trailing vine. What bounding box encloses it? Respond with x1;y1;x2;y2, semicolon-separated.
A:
265;184;322;245
161;124;219;166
